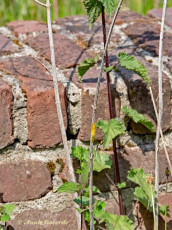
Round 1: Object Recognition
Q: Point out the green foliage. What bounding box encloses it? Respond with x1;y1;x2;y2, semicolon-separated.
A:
83;0;102;29
117;182;126;189
128;168;170;217
104;66;117;73
77;56;99;82
99;0;115;16
122;106;155;132
57;182;80;193
83;186;101;196
118;52;150;86
96;119;126;147
0;204;16;222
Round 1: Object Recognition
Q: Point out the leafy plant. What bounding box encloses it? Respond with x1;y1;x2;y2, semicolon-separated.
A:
0;204;16;222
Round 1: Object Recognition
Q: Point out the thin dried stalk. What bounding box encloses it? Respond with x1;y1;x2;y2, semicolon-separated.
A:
34;0;81;229
89;1;124;229
154;0;167;228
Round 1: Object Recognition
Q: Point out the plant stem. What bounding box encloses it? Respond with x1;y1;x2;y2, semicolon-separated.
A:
89;1;124;229
154;0;167;228
34;0;81;228
101;5;124;215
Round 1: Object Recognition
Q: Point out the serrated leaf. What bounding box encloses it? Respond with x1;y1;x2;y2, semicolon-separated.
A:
128;168;155;212
159;204;170;217
93;150;112;172
71;146;89;162
104;66;115;73
122;106;155;132
77;55;99;82
96;119;126;147
118;52;150;86
84;186;101;196
105;214;133;230
3;204;16;215
74;196;94;206
99;0;115;16
57;182;79;193
117;182;126;189
83;0;102;29
0;214;10;222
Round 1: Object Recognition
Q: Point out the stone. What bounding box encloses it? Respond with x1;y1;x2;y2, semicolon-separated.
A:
117;54;171;134
0;160;52;202
6;208;78;230
0;57;68;148
123;21;172;56
0;77;13;149
57;158;70;183
7;20;48;35
147;7;172;28
26;33;89;68
0;33;20;55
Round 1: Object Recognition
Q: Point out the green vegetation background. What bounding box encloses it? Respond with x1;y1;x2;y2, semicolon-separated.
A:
0;0;172;26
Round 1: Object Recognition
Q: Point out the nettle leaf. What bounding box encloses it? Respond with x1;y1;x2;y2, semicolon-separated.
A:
159;204;170;217
118;52;150;86
3;204;16;215
74;196;94;206
128;168;155;211
0;214;10;222
122;106;155;132
57;182;79;193
105;214;133;230
99;0;115;16
117;182;126;189
96;119;126;147
71;146;89;162
77;55;99;82
93;150;112;172
83;0;102;29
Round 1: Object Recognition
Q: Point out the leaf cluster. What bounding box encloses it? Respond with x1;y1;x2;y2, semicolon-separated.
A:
0;204;16;222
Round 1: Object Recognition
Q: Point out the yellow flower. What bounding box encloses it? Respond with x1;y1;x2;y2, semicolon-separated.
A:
91;123;96;143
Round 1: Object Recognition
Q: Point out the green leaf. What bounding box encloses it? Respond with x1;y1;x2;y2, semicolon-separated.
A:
79;162;90;186
122;106;155;132
3;204;16;215
104;66;115;73
159;204;170;217
57;182;79;193
105;214;133;230
117;182;126;189
74;196;92;206
84;186;101;196
96;119;126;147
99;0;115;16
76;207;88;214
77;56;99;82
0;214;10;222
128;168;155;212
83;0;102;29
93;150;112;172
118;52;150;86
71;146;89;162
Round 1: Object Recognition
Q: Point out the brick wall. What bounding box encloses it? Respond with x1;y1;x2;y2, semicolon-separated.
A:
0;8;172;230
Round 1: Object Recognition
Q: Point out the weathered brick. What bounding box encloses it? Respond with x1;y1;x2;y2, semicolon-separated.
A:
7;20;48;35
0;77;13;149
147;7;172;28
0;57;67;148
0;33;20;55
7;208;77;230
123;21;172;56
26;33;89;68
0;160;52;202
117;54;171;134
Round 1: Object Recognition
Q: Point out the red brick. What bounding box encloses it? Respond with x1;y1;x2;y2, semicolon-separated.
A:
0;160;52;202
123;21;172;56
0;33;20;55
148;7;172;28
0;77;13;149
26;33;89;68
0;57;67;148
7;208;78;230
7;20;48;35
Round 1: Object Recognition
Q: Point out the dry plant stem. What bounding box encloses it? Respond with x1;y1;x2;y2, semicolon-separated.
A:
154;0;167;228
34;0;81;229
102;5;124;215
149;87;172;177
89;1;124;229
